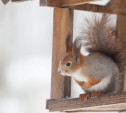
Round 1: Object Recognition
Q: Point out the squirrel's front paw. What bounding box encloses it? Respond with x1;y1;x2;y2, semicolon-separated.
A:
79;93;90;101
91;91;103;98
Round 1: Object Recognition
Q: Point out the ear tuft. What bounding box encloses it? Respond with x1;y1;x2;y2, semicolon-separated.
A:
73;37;82;56
65;35;73;53
75;56;80;63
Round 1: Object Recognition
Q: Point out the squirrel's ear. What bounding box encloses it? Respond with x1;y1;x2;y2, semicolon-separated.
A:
75;56;80;63
65;35;73;53
72;37;82;56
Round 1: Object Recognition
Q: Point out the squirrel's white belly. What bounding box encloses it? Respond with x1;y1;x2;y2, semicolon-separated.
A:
88;75;112;92
72;69;112;92
71;69;88;82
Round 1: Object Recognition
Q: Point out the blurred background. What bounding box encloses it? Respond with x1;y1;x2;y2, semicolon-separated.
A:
0;0;118;113
0;0;53;113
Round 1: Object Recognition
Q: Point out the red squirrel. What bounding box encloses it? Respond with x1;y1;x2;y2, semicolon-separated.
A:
58;14;123;101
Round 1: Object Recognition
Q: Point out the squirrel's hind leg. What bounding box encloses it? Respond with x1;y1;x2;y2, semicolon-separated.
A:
91;91;103;98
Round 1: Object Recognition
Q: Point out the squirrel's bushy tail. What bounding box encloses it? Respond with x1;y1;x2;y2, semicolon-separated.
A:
84;14;122;56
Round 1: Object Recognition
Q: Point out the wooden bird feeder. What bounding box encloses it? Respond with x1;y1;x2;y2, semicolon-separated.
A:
2;0;126;112
41;0;126;112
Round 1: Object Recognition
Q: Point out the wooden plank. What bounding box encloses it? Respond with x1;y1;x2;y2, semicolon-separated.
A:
40;0;60;7
40;0;96;7
112;0;126;7
69;2;126;15
51;8;73;99
47;92;126;112
70;4;110;14
40;1;126;15
61;0;96;7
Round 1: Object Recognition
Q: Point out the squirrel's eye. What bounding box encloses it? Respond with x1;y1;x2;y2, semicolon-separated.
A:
66;62;71;67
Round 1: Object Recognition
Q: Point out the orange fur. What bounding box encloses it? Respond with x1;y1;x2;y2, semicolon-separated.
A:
74;79;84;86
76;53;85;69
83;78;101;89
79;92;90;101
80;54;85;65
91;91;103;98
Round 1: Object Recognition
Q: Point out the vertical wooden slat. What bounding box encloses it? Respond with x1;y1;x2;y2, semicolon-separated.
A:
51;8;73;99
116;15;126;92
112;0;126;92
112;0;126;91
111;0;126;15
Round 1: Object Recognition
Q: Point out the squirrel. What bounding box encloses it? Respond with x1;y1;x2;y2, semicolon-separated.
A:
58;14;122;101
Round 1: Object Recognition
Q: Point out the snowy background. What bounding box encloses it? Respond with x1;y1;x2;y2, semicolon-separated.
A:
0;0;117;113
0;0;53;113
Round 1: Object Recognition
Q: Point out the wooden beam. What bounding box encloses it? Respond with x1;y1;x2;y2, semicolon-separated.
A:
47;92;126;112
40;1;126;15
40;0;60;7
69;3;126;15
112;0;126;7
51;8;73;99
70;4;110;14
40;0;96;7
60;0;96;7
116;14;126;92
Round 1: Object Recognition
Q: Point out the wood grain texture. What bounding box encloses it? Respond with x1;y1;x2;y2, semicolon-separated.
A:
70;4;110;13
110;0;126;15
70;3;126;15
40;0;60;7
40;0;96;7
47;92;126;112
51;8;73;99
116;14;126;92
40;1;126;15
61;0;96;7
112;0;126;92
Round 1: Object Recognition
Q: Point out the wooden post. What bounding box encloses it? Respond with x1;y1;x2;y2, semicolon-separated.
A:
51;8;73;99
112;0;126;92
116;15;126;91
